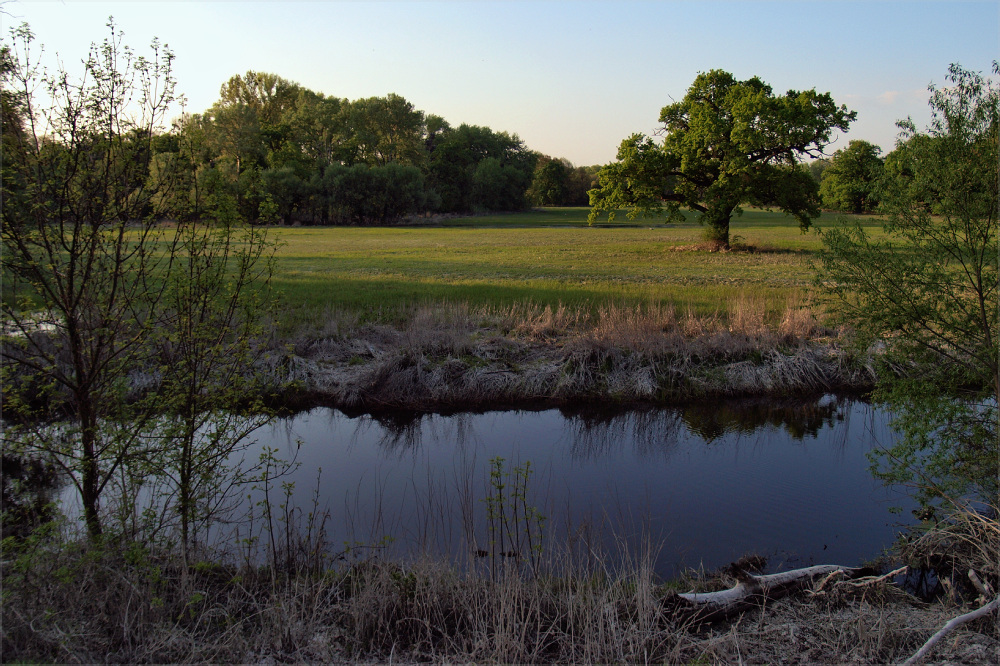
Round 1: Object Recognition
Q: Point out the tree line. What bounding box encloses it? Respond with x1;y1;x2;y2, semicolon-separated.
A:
146;71;598;225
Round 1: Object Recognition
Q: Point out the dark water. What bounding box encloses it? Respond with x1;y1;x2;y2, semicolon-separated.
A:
246;394;915;577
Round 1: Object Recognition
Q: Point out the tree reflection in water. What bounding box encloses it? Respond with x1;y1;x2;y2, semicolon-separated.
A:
346;394;858;462
678;395;849;443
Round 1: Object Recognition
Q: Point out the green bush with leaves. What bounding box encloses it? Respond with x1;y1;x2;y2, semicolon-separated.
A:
819;62;998;508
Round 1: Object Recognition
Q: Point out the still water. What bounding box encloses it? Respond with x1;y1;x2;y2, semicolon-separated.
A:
246;394;914;577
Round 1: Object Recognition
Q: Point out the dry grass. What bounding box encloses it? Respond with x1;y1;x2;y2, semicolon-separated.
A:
280;296;865;411
3;480;996;663
5;520;997;665
488;294;824;345
897;502;1000;605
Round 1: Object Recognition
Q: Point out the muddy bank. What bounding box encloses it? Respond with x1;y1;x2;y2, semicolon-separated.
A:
275;322;876;413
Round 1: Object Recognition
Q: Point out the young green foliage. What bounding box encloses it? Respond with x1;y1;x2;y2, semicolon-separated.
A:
482;457;546;578
2;22;281;546
1;21;180;538
153;218;277;560
818;62;999;507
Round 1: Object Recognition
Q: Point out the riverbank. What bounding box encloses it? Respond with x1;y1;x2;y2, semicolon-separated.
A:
274;301;876;412
3;524;996;664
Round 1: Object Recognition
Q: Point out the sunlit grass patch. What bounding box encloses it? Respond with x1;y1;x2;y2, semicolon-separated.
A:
266;210;878;331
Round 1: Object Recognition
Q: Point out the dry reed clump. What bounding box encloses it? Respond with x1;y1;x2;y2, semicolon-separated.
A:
586;302;683;354
897;502;1000;604
727;293;769;338
277;297;870;411
490;301;584;339
779;301;822;339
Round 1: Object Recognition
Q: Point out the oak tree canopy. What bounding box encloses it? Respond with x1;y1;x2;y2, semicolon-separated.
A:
589;70;855;247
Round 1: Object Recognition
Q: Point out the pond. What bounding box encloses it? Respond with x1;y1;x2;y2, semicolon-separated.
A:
242;394;914;578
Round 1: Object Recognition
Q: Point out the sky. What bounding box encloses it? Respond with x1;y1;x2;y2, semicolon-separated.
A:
4;0;998;166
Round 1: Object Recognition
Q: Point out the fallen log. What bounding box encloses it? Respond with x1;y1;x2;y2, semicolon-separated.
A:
673;564;863;622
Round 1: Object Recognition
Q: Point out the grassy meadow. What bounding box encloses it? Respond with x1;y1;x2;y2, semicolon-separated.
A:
271;207;882;331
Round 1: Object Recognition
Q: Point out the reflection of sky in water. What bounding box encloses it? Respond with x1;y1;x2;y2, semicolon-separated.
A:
249;395;914;578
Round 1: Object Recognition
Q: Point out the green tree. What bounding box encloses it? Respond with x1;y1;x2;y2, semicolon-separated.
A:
322;163;427;224
818;62;998;507
564;165;600;206
528;156;569;206
589;70;855;247
217;70;301;127
342;93;426;167
1;21;180;538
206;101;264;175
804;157;831;184
818;139;884;213
427;123;535;213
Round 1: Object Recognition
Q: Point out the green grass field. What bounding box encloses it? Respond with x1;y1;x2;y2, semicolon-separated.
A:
271;207;882;329
1;207;882;331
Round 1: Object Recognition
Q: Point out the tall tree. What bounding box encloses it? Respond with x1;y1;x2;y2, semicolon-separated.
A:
427;123;535;212
818;63;998;507
804;157;830;184
528;156;569;206
2;23;280;543
217;70;300;128
342;93;425;167
564;165;600;206
819;139;884;213
589;70;855;247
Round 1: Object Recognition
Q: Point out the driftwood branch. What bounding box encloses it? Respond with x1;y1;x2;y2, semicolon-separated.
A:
902;595;1000;665
675;564;862;621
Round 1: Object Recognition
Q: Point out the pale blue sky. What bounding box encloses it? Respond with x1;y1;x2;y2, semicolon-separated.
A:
5;1;998;165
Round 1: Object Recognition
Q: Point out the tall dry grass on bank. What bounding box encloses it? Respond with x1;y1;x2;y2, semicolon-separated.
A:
476;291;823;343
283;295;869;411
897;501;1000;605
5;512;997;664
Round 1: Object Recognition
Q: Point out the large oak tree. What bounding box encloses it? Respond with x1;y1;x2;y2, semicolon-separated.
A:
589;70;855;247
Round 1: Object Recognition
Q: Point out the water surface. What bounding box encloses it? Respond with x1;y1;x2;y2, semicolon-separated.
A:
247;395;913;577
